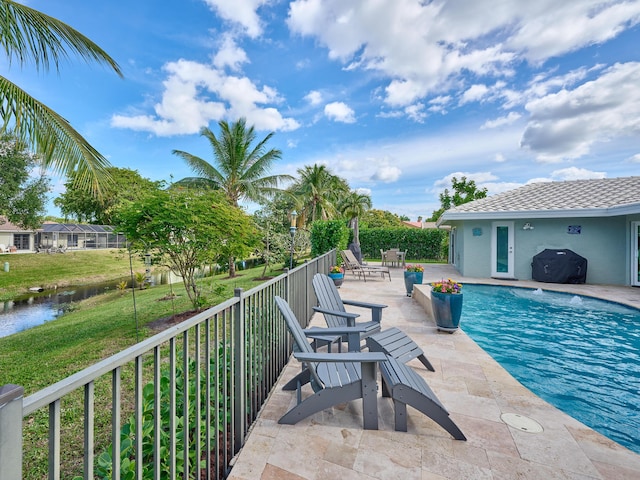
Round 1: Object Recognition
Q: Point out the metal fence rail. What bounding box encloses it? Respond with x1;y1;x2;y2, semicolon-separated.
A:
0;250;336;479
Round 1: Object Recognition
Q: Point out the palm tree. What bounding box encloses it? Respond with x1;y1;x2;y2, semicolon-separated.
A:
290;164;349;224
1;0;122;193
340;190;372;246
172;118;291;276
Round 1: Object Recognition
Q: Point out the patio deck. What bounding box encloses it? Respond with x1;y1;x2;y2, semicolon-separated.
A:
228;264;640;480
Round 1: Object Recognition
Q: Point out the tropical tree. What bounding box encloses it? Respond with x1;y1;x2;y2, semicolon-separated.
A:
289;164;349;224
172;118;290;276
0;132;49;229
339;190;372;253
0;0;122;193
429;176;488;220
113;189;258;310
54;167;163;224
360;209;405;229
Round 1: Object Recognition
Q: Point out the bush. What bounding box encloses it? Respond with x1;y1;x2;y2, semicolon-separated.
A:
310;220;349;257
359;228;447;260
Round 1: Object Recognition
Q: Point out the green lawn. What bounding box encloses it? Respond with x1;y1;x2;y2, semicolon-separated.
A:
0;262;278;393
0;249;141;301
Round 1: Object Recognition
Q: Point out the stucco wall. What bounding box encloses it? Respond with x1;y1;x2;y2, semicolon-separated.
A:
451;216;631;285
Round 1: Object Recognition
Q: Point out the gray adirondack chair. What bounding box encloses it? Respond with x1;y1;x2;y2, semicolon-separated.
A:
313;273;435;371
276;296;466;439
274;296;387;429
312;272;386;341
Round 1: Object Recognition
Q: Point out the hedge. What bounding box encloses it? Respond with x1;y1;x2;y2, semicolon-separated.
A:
359;228;447;261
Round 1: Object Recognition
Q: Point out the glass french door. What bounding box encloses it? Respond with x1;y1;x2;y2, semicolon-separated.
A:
632;222;640;286
491;221;514;278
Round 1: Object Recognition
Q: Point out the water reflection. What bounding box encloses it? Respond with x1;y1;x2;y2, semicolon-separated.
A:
0;270;180;339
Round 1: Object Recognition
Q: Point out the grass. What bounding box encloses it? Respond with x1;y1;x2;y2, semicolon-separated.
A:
0;249;141;301
0;262;279;393
0;257;283;479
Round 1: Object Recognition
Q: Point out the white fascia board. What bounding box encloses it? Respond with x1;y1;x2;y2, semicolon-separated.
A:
440;204;640;223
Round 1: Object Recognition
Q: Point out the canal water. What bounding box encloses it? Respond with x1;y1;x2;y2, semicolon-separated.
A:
0;271;180;339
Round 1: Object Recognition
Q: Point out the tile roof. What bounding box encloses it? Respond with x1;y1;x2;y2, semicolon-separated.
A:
440;176;640;222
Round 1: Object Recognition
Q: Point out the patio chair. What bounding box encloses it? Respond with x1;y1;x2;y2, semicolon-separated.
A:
385;249;400;267
341;250;391;282
275;296;466;439
312;273;386;342
274;295;387;429
313;273;435;371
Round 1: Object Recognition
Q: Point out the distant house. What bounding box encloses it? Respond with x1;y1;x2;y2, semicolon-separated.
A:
35;223;126;250
0;218;36;252
437;177;640;286
402;220;445;230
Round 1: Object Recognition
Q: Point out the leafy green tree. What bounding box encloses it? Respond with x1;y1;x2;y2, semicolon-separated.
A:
54;167;163;224
1;0;122;193
429;176;488;220
113;189;259;310
339;190;371;256
290;164;349;224
172;118;290;276
0;133;49;229
360;209;404;229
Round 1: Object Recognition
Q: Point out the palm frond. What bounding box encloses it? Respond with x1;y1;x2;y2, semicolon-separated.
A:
0;0;122;75
0;75;111;193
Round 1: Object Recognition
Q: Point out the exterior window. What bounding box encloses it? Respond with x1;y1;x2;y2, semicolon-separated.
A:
13;234;30;250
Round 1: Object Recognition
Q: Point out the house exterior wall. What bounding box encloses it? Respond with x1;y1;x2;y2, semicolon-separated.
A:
450;216;631;285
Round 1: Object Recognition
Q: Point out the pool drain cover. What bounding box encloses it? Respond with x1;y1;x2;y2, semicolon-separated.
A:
501;413;543;433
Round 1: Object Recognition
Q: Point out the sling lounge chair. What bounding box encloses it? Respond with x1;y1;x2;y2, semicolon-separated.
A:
341;250;391;282
313;273;435;371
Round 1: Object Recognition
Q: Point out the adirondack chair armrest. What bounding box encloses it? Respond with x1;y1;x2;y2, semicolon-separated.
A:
341;299;387;323
312;306;360;326
305;325;369;334
304;325;368;352
294;352;388;363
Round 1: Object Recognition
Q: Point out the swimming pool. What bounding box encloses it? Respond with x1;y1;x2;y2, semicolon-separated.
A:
460;284;640;454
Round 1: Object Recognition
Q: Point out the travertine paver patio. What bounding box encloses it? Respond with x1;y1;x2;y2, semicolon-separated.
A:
228;264;640;480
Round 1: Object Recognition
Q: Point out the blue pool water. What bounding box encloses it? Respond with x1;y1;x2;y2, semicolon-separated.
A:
461;284;640;454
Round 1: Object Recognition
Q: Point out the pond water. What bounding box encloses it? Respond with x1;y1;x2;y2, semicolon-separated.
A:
461;284;640;454
0;271;181;339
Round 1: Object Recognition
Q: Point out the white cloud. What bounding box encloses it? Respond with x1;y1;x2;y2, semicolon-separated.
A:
212;35;249;71
460;84;489;105
202;0;266;38
481;112;522;129
373;165;401;182
521;62;640;161
305;90;323;106
628;153;640;163
324;101;356;123
549;167;606;181
404;103;426;122
112;59;300;135
287;0;640;111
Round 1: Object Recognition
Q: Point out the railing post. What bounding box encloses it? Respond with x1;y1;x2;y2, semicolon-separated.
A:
0;384;24;480
233;288;246;453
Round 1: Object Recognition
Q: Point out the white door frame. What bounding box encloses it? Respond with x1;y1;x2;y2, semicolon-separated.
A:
491;221;514;278
631;221;640;286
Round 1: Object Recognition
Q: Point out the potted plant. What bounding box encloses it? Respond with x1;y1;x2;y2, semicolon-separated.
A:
328;265;345;287
430;278;463;332
403;264;424;296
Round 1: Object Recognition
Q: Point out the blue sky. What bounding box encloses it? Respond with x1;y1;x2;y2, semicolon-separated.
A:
11;0;640;220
